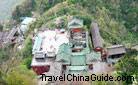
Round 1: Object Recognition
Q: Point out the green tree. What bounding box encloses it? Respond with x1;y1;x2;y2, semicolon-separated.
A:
0;24;3;31
12;0;33;21
0;70;6;85
115;49;138;84
5;66;36;85
19;36;32;58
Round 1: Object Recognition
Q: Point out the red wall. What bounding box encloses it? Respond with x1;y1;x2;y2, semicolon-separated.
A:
94;48;108;61
72;28;81;32
32;65;50;75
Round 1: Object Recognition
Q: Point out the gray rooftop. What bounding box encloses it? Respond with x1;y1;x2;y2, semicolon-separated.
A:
91;22;103;49
107;45;126;56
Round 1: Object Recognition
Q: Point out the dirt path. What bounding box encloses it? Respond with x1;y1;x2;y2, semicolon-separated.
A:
90;61;114;74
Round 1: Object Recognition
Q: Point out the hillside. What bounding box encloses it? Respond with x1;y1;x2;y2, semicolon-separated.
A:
0;0;25;21
31;0;138;47
0;0;138;85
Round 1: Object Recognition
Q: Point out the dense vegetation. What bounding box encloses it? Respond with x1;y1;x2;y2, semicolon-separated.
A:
0;0;137;85
0;37;36;85
12;0;33;22
115;49;138;84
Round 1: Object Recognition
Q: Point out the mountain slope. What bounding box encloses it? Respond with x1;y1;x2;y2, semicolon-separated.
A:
31;0;138;47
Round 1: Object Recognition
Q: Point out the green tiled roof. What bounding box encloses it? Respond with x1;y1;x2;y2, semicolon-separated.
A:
68;18;83;29
56;44;71;64
32;35;42;54
57;43;71;54
67;66;88;71
71;55;86;65
86;52;101;64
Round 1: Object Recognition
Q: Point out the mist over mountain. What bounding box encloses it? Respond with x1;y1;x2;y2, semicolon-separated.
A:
0;0;25;21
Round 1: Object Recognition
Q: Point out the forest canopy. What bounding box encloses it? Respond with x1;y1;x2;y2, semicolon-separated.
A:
0;0;137;85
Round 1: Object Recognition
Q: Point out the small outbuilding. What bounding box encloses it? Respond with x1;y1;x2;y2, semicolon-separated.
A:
106;45;126;64
0;28;18;47
18;17;36;35
107;45;126;57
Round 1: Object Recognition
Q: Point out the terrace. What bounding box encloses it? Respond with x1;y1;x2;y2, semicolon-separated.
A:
31;29;69;69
